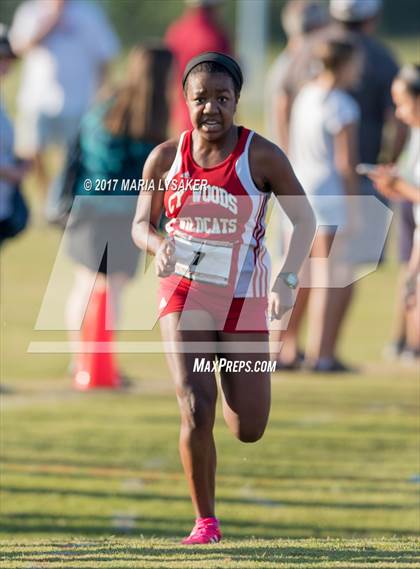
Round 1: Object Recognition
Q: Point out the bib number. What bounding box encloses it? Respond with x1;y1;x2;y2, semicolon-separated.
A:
173;234;233;286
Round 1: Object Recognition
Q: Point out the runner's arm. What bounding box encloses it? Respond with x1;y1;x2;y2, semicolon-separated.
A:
250;135;316;278
131;141;177;256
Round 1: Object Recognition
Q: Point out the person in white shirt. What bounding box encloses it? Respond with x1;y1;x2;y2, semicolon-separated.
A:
9;0;119;195
281;37;361;372
266;2;329;369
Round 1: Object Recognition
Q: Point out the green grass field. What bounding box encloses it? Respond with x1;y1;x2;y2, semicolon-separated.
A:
1;226;419;568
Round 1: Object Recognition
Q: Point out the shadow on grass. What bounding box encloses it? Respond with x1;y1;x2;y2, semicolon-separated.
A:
1;484;415;512
3;466;417;492
0;513;417;539
1;541;419;567
2;456;414;485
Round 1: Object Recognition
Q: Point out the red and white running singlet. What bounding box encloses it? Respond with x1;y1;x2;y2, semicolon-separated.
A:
158;127;271;331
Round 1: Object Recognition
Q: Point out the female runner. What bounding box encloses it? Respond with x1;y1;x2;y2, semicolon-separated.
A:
132;52;316;544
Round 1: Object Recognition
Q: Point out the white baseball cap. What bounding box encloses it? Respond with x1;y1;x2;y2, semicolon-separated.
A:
283;1;329;37
330;0;382;22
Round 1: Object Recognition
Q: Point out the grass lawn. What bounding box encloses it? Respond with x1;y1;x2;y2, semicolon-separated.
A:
1;226;419;567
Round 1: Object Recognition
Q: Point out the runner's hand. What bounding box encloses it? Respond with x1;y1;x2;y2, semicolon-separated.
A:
269;279;295;321
155;239;176;277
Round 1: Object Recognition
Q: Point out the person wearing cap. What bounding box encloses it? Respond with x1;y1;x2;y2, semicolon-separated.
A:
132;52;316;544
329;0;405;165
283;0;403;166
0;24;31;247
164;0;232;135
265;0;329;150
271;0;405;369
330;0;414;359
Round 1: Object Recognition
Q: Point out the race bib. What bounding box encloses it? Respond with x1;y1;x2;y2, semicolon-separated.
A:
173;234;233;286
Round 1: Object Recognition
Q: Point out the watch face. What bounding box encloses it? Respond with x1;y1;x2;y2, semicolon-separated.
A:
286;273;298;288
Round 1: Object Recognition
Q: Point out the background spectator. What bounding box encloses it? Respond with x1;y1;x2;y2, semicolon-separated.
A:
265;0;329;150
164;0;231;134
64;45;172;377
328;0;415;353
369;64;420;360
329;0;405;166
0;24;30;248
9;0;119;197
282;0;404;179
275;38;361;372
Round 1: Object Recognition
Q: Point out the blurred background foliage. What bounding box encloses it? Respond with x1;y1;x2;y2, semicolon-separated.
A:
1;0;420;48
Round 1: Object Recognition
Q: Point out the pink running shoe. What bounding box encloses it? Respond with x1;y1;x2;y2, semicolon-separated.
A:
181;517;222;545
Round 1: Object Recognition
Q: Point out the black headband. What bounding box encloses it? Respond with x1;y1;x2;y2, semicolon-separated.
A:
182;51;243;91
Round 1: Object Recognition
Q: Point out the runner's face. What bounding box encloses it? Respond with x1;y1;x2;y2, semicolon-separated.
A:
392;79;420;127
185;72;238;140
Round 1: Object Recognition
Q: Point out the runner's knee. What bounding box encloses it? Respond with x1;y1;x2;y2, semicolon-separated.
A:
236;421;267;443
176;385;216;432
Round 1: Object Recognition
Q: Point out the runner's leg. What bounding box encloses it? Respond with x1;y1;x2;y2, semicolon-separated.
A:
160;310;218;518
218;332;271;442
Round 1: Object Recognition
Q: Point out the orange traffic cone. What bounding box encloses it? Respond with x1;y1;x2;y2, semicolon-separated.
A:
74;282;121;390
